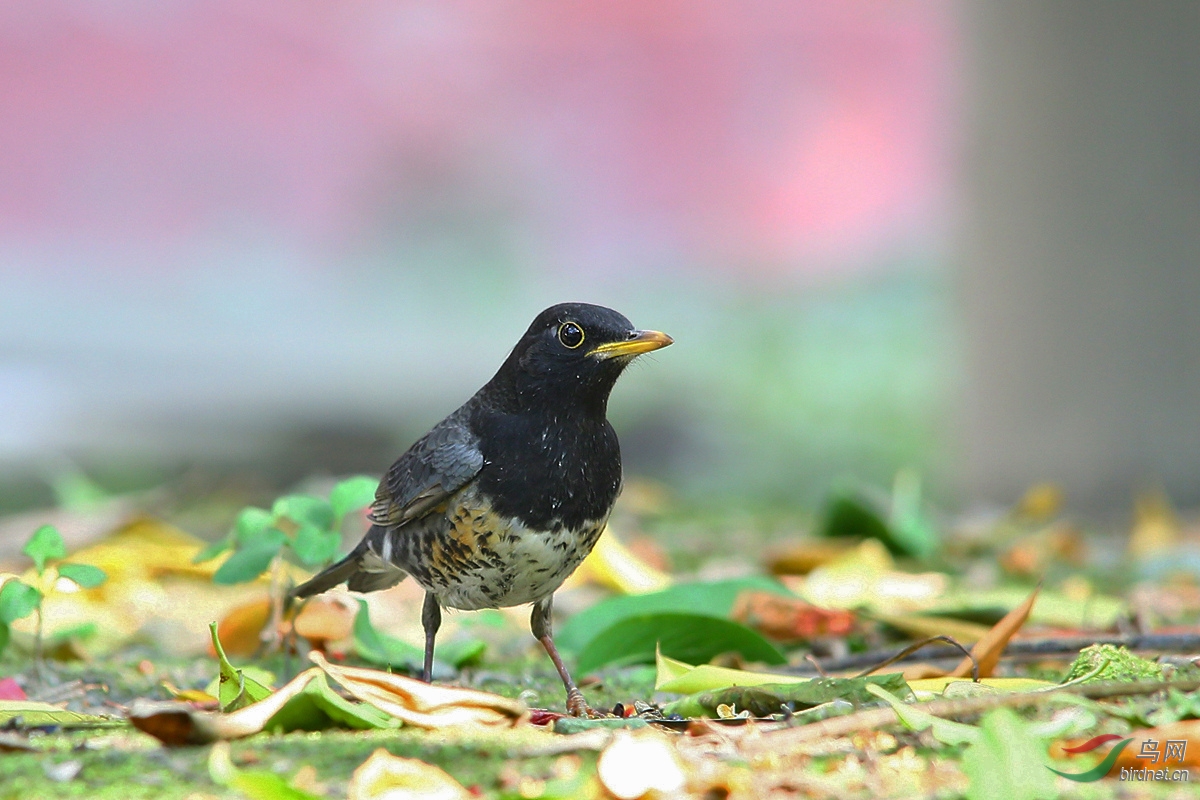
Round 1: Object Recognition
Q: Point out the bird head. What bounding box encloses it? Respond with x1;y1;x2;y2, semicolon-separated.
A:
487;303;673;415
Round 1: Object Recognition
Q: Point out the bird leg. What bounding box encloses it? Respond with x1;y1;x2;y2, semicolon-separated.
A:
531;595;593;717
421;592;441;683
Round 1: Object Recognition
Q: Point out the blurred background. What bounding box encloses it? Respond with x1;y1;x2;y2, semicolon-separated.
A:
1;1;1197;529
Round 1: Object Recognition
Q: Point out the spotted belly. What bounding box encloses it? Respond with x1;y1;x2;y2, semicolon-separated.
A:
390;485;609;611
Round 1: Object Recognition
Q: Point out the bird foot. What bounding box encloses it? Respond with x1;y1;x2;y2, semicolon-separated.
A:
565;688;597;718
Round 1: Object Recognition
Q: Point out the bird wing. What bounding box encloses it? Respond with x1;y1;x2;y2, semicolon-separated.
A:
368;407;485;528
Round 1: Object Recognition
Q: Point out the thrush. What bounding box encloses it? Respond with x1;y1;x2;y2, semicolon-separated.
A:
292;302;672;716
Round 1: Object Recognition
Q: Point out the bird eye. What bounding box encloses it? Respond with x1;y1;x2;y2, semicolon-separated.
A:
557;321;585;349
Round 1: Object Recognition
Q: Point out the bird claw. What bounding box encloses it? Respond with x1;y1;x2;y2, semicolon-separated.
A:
565;688;596;718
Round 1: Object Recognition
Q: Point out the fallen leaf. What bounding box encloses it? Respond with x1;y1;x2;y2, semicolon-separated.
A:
655;651;806;694
907;677;1055;699
130;667;395;745
731;590;855;641
347;748;470;800
211;622;273;711
312;651;526;729
766;538;857;575
557;577;792;653
575;612;786;674
865;683;980;745
0;700;121;729
294;596;355;649
596;730;686;800
213;598;273;658
798;539;947;611
962;708;1056;800
662;673;914;719
568;529;672;595
208;741;323;800
950;583;1040;679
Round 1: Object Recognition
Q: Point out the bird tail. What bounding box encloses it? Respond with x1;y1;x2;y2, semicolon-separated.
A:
291;526;408;599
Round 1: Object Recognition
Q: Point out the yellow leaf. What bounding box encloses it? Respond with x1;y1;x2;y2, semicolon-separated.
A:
568;529;672;595
799;539;946;611
907;677;1057;701
655;650;807;694
312;651;526;729
348;749;469;800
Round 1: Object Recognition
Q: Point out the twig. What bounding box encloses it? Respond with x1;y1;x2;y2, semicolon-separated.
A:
741;679;1200;754
848;635;977;681
779;632;1200;675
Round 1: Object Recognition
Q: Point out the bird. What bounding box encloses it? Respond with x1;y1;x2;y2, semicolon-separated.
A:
291;302;672;716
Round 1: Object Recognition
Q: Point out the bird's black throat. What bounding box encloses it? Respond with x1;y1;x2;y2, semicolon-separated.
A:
471;402;622;533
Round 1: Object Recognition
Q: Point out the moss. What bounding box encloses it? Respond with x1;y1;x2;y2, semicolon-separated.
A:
0;726;595;800
1063;644;1162;684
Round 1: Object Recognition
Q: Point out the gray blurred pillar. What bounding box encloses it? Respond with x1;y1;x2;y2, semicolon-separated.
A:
957;3;1200;510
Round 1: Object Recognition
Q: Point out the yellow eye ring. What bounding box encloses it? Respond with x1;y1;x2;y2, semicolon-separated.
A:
557;321;585;349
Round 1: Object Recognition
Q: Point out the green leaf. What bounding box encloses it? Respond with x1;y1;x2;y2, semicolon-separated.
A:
0;700;123;729
262;672;393;733
329;475;378;520
209;742;324;800
437;638;487;669
192;537;231;564
556;577;793;653
574;612;786;675
0;580;41;624
212;529;286;585
292;524;341;567
662;673;914;718
865;683;980;745
210;623;273;712
963;708;1057;800
272;495;335;531
655;652;809;694
929;587;1126;629
233;507;274;545
56;563;107;589
819;491;892;542
0;623;7;656
352;600;453;678
22;524;66;574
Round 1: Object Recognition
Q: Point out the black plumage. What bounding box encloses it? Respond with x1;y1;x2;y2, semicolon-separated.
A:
292;302;672;715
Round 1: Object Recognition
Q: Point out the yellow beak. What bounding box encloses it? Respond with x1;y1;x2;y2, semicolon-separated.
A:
589;329;674;359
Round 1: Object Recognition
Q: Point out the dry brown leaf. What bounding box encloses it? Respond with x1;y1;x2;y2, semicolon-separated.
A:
950;583;1040;678
347;748;469;800
311;652;526;729
130;667;328;744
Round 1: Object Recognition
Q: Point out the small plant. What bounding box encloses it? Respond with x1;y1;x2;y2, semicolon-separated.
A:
194;476;378;650
0;524;108;660
195;475;378;584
